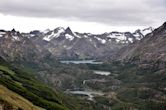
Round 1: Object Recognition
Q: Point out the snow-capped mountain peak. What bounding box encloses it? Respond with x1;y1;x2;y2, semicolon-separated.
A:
0;29;23;41
0;26;155;60
141;27;154;36
42;26;153;43
43;27;65;41
64;27;81;39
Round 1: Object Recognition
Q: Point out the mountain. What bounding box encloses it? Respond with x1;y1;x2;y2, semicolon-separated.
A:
0;29;59;70
0;26;153;60
24;27;153;59
101;22;166;110
0;29;36;61
0;23;165;110
114;22;166;69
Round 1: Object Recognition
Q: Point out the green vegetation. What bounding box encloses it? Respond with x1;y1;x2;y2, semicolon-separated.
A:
79;61;166;110
1;55;165;110
0;58;69;110
0;57;98;110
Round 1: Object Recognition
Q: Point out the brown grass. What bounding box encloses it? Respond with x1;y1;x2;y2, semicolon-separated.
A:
0;85;45;110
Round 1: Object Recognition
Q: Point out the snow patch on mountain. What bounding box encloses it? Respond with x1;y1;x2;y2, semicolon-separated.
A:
30;34;35;37
133;27;153;40
41;26;153;45
0;31;6;37
84;35;88;38
12;35;20;41
43;27;65;41
94;36;106;44
107;33;126;41
128;38;133;42
43;32;55;41
65;34;74;41
73;33;81;38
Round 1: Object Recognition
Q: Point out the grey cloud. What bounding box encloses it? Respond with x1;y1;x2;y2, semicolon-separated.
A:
0;0;165;26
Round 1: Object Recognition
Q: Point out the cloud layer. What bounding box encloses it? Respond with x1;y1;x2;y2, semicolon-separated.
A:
0;0;165;26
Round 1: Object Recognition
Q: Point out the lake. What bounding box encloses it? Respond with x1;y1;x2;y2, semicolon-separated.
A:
68;90;104;101
60;60;103;64
93;70;111;76
62;60;108;101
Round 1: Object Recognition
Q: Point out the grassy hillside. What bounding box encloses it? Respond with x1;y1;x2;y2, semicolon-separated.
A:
0;85;45;110
0;57;69;110
0;57;97;110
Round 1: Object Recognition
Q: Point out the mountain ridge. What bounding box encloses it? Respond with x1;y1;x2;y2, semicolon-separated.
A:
21;26;153;59
0;24;157;61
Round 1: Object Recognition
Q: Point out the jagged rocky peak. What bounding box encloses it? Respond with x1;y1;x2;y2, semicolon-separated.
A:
0;28;22;41
55;27;65;30
65;27;74;35
11;28;16;32
142;27;153;31
10;29;23;36
43;27;65;41
134;27;153;36
0;25;155;60
8;29;23;41
42;27;64;35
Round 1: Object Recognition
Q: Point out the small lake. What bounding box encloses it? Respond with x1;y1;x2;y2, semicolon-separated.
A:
60;60;103;64
68;90;104;101
93;70;111;76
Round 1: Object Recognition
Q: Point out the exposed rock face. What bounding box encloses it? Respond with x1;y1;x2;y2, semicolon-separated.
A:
113;22;166;69
0;26;153;61
25;27;152;60
0;29;53;68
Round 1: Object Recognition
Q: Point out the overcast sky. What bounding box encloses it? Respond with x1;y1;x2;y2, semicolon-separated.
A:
0;0;165;33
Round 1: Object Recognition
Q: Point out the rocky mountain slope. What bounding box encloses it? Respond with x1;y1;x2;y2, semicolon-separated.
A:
23;27;153;59
0;26;153;64
0;29;60;71
114;22;166;68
